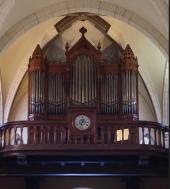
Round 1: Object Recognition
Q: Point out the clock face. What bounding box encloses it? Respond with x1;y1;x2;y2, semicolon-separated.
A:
74;115;91;130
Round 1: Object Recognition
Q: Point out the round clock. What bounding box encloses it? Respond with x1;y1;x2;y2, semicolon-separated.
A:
74;115;91;131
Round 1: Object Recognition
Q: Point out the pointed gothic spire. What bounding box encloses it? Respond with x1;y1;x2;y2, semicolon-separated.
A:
122;44;136;63
65;41;69;52
32;44;43;57
97;41;101;51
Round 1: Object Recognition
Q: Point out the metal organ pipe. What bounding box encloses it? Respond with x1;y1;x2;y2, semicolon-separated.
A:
104;75;106;114
87;58;89;104
126;71;128;114
106;74;109;114
72;61;74;104
113;74;115;114
108;74;110;114
56;74;58;113
115;74;118;114
61;75;63;113
34;71;37;114
77;57;80;104
54;74;56;114
89;57;91;105
40;72;42;114
70;55;96;106
58;74;61;113
90;58;93;105
62;75;64;113
129;70;131;114
133;71;137;113
122;72;125;115
30;70;46;115
130;70;132;114
38;71;40;113
111;74;113;114
59;74;62;113
31;71;35;114
114;74;116;114
103;75;106;114
41;71;44;114
84;58;87;104
128;71;130;114
51;74;53;114
46;71;66;115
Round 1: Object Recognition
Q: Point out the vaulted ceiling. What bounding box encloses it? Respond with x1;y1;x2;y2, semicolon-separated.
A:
0;0;168;125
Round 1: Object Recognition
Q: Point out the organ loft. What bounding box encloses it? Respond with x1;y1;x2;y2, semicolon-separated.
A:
0;17;168;185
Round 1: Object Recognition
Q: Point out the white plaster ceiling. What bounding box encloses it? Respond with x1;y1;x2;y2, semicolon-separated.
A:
0;0;168;38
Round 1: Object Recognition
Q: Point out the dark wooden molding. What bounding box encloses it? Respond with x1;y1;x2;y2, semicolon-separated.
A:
55;13;111;34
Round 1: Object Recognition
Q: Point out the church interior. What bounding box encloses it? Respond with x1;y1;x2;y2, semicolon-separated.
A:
0;0;169;189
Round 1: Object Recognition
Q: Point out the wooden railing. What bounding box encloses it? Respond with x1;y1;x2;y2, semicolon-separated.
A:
0;120;169;156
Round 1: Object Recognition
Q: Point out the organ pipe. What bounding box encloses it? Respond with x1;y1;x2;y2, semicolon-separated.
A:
28;35;138;121
70;54;96;105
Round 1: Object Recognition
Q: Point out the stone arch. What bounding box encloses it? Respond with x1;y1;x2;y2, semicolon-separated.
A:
4;63;27;123
2;1;166;123
162;61;169;126
0;0;15;30
0;0;168;57
139;65;161;123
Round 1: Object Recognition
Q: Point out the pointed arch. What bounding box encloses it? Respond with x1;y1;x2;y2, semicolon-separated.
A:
0;1;168;58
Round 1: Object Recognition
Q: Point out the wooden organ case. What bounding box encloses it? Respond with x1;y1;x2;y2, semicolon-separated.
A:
28;27;139;143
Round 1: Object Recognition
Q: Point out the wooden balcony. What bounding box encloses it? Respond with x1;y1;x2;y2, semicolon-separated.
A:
0;120;168;157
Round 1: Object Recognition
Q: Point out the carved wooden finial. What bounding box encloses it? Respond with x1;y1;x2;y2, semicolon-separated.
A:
122;44;136;64
79;27;87;36
32;44;43;57
65;42;69;52
124;44;134;57
97;41;101;51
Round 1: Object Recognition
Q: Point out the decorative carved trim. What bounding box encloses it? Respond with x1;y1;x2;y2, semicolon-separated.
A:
55;13;111;34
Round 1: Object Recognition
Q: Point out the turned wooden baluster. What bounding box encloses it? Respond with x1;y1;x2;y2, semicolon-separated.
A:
148;127;151;145
33;126;37;144
101;127;104;144
14;127;17;145
122;129;124;143
0;130;2;147
107;126;111;144
8;128;11;146
53;126;57;144
20;127;23;144
159;129;161;147
162;130;165;148
142;127;145;144
47;126;50;144
61;129;64;144
154;128;157;146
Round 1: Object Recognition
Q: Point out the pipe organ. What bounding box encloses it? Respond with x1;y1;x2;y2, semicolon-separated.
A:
28;27;138;122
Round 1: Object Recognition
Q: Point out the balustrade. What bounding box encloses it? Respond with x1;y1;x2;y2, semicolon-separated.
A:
0;121;168;155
